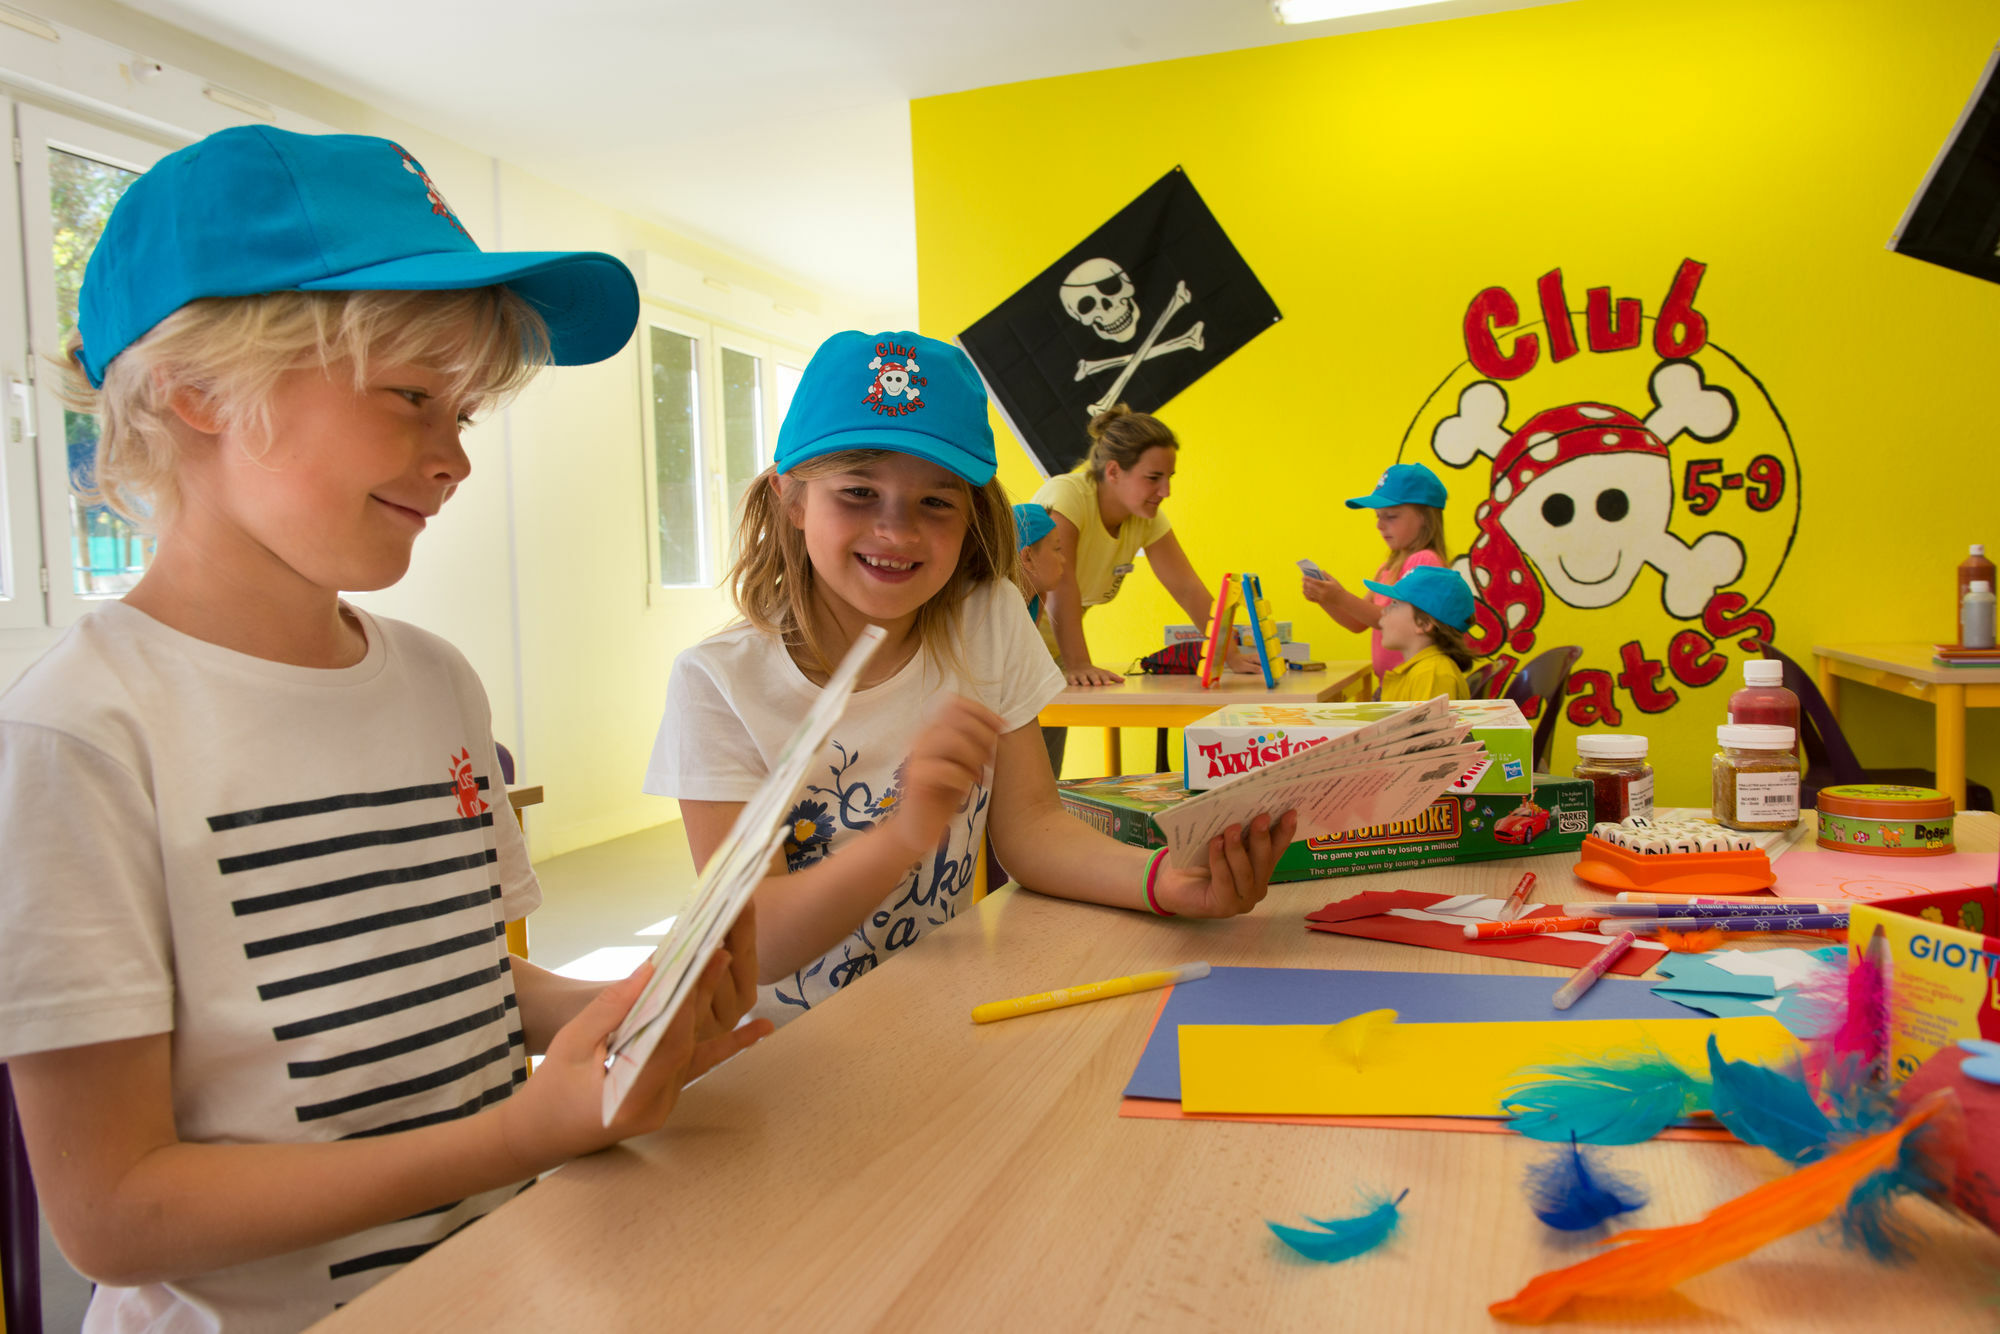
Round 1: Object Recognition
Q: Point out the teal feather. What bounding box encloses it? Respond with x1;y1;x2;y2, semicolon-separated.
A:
1502;1052;1707;1144
1525;1135;1648;1230
1705;1033;1837;1164
1267;1189;1407;1264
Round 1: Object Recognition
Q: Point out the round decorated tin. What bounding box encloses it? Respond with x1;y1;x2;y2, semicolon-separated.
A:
1815;784;1956;856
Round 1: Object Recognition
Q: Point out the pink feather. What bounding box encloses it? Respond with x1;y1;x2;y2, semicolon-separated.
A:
1831;930;1889;1073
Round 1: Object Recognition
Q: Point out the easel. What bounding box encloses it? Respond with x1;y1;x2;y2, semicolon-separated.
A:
1197;572;1281;689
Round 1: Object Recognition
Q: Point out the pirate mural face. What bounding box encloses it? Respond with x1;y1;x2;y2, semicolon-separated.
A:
1401;259;1797;729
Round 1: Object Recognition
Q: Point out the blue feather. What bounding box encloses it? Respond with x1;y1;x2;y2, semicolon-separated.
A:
1502;1052;1705;1144
1705;1033;1837;1164
1840;1108;1961;1260
1267;1189;1407;1264
1525;1136;1647;1231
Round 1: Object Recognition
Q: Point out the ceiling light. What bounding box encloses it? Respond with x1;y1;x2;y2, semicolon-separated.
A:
1272;0;1443;23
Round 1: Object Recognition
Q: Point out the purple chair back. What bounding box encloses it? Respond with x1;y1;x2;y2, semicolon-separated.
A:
1;1064;42;1334
1502;646;1582;772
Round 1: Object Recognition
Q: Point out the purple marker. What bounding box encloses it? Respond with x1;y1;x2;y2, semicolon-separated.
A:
1589;902;1847;922
1622;913;1849;935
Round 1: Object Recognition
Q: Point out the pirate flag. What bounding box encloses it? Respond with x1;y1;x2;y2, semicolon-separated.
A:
1891;44;2000;286
960;167;1281;476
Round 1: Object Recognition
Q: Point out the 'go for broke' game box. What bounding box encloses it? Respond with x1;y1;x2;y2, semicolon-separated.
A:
1849;884;1999;1085
1181;698;1534;794
1057;771;1590;883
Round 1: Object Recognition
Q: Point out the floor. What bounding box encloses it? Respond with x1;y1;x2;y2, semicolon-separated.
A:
28;819;703;1332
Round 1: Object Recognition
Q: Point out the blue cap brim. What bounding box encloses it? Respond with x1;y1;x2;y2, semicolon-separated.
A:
1362;579;1395;599
778;425;997;486
298;250;639;366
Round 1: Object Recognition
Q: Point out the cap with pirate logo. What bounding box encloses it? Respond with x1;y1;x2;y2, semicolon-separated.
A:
1346;462;1449;510
1363;564;1476;631
773;330;996;485
76;125;639;387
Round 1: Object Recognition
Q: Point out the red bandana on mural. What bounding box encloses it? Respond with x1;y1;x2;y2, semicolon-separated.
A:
1399;260;1798;726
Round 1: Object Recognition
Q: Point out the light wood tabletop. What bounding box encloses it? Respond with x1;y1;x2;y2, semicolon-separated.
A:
312;813;2000;1334
1812;642;2000;810
1039;661;1371;772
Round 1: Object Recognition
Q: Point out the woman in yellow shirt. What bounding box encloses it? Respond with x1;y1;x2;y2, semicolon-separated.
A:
1358;565;1480;702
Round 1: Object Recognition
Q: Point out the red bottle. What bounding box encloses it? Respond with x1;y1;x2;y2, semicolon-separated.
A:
1960;544;1996;646
1729;659;1800;757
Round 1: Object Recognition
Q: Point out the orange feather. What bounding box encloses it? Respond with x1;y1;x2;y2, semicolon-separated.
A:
1657;926;1725;953
1490;1090;1956;1323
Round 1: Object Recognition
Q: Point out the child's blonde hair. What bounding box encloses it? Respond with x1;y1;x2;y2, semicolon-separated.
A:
1084;404;1177;483
1384;505;1450;578
730;450;1016;678
60;287;551;528
1413;609;1478;672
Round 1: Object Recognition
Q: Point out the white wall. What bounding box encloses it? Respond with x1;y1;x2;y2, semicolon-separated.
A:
2;1;914;858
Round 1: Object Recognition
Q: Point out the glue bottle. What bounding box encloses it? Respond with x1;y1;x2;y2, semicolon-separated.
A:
1964;581;1998;650
1960;543;1996;646
1729;659;1800;758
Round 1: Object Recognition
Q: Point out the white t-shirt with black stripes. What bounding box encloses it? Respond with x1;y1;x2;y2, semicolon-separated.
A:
0;601;540;1333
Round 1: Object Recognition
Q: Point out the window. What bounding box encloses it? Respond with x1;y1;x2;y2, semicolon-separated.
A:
636;307;807;592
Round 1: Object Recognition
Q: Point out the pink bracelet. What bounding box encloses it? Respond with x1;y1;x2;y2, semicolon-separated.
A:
1143;847;1175;917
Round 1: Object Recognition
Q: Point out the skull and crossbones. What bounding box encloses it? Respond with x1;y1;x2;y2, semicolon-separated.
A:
1432;360;1745;653
1058;258;1206;415
865;354;921;404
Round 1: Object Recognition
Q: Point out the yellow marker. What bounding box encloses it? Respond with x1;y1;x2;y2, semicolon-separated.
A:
971;961;1211;1024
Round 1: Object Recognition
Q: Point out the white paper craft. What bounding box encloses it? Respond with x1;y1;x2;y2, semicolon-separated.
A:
1154;696;1486;869
600;624;886;1124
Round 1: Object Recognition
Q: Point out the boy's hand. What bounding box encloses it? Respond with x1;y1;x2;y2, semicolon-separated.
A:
1064;663;1125;686
1152;810;1299;918
883;693;1004;862
497;952;772;1174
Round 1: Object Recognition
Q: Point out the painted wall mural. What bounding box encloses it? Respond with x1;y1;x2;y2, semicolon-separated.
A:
1401;260;1800;726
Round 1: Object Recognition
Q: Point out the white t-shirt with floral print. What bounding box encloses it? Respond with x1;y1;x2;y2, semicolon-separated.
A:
644;582;1064;1026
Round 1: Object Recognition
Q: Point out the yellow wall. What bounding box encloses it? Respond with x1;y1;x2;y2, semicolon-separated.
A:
914;0;2000;806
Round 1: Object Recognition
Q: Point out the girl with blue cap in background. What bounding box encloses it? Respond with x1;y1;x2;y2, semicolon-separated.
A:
1355;564;1479;701
1303;461;1454;683
646;332;1295;1027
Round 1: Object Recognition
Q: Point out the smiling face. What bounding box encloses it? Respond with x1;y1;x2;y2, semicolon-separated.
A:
787;452;970;635
1500;453;1672;608
175;358;476;595
1102;445;1176;522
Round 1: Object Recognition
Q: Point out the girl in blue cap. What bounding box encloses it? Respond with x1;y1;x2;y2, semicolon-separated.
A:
647;333;1294;1026
1358;565;1480;702
1303;462;1453;683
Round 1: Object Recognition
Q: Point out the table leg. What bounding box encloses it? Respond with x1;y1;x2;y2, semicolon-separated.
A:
1104;727;1122;775
1815;654;1840;719
1936;682;1967;810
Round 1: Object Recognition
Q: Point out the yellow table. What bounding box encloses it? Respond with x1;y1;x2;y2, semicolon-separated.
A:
1812;643;2000;810
1039;662;1369;773
310;814;2000;1334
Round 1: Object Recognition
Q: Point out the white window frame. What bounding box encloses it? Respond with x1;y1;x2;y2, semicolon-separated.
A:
0;95;39;629
17;105;171;628
637;302;807;595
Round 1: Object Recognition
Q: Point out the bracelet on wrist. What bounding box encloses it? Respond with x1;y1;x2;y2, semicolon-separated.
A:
1143;847;1175;917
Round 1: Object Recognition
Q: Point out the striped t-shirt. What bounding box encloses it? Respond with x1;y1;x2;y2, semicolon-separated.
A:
0;601;538;1333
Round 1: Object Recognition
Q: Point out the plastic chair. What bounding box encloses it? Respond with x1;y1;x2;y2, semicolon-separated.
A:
2;1064;42;1334
1503;646;1582;773
1465;661;1500;700
1756;643;1993;811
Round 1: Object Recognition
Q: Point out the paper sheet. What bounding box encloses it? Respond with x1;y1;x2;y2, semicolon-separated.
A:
600;625;886;1124
1768;841;1998;901
1304;892;1668;974
1123;966;1700;1102
1177;1015;1797;1116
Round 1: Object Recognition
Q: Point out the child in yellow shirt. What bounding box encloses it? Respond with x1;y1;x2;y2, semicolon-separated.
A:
1352;565;1480;701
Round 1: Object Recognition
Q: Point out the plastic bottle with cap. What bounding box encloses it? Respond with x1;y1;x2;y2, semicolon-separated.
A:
1728;658;1800;758
1965;579;1998;650
1960;544;1996;645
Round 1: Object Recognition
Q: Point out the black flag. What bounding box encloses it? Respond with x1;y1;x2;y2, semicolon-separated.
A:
960;168;1281;476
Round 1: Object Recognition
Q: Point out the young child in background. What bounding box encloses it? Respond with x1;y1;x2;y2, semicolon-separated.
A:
1303;462;1452;681
646;332;1294;1025
0;127;766;1333
1013;501;1069;778
1360;565;1479;701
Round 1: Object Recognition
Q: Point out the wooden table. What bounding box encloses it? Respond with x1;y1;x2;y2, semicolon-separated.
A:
1039;662;1370;773
313;814;2000;1334
1812;643;2000;809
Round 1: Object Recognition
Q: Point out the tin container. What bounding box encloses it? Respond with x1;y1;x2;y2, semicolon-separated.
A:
1815;784;1956;856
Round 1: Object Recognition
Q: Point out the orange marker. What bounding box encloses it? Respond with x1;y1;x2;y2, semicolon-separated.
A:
1498;871;1538;922
1463;915;1600;940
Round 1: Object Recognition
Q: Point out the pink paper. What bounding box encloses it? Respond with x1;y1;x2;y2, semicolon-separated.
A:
1770;842;1998;901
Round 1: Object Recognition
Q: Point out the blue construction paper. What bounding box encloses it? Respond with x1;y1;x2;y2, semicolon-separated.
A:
1649;958;1778;998
1123;966;1700;1102
1652;990;1783;1022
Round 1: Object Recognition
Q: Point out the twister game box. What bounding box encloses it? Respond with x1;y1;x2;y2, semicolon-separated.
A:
1849;883;1999;1085
1180;698;1532;794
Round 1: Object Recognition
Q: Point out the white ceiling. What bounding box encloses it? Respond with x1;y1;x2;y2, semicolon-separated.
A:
135;0;1568;319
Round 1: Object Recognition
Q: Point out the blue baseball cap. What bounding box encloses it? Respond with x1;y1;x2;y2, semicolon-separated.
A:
76;126;639;387
1346;462;1449;510
1012;502;1054;550
772;331;996;485
1364;565;1476;631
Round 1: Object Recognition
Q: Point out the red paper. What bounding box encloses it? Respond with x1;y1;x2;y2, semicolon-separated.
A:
1305;893;1662;976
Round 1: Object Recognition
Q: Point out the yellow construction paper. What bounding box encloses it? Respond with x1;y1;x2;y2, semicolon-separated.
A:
1177;1017;1795;1116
